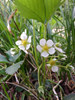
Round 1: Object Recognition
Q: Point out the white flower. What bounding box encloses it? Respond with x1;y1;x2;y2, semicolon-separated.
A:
10;48;16;56
51;66;58;72
47;59;59;72
16;29;31;54
37;39;55;57
54;43;65;53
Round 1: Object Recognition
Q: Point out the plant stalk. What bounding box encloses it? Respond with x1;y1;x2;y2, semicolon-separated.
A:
33;20;38;65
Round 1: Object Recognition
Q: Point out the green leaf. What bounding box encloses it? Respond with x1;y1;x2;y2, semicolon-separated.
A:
6;51;21;63
0;66;6;75
38;86;44;94
0;54;9;63
5;61;23;75
14;0;64;23
64;93;75;100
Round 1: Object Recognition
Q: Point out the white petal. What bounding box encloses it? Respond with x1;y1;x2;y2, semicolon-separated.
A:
24;29;27;34
18;45;25;50
40;39;46;46
16;40;22;45
53;58;57;61
55;46;65;53
62;54;67;58
41;51;49;57
27;36;32;43
18;45;28;54
48;47;55;55
7;21;11;32
20;32;27;40
47;64;51;67
10;48;15;51
47;40;54;47
61;58;66;60
51;66;58;72
26;44;31;50
10;50;15;54
10;51;15;55
70;65;74;70
23;50;28;54
10;48;16;55
37;45;42;52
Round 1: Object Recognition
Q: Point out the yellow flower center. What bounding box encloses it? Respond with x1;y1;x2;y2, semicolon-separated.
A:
22;40;28;46
43;45;49;51
49;60;56;66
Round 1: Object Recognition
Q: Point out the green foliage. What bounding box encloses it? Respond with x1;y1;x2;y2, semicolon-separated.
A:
0;54;8;63
6;50;21;63
0;66;6;75
14;0;64;23
0;0;75;100
64;93;75;100
1;84;11;100
5;61;23;75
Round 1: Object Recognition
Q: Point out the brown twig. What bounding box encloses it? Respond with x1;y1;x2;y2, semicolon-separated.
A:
14;73;19;84
7;9;17;36
53;80;62;100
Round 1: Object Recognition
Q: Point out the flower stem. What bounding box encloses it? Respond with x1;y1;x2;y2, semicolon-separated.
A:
38;65;42;86
33;20;38;65
43;24;47;86
44;24;47;39
43;58;46;86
